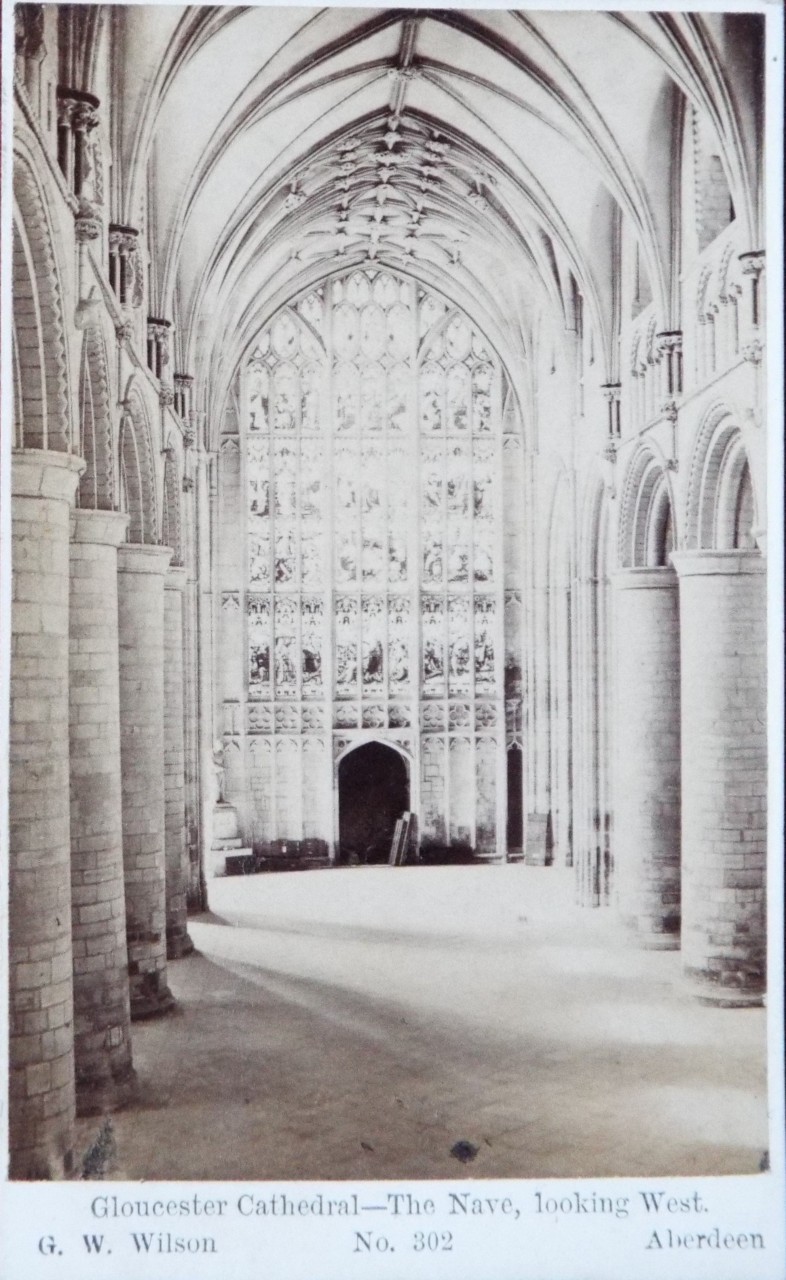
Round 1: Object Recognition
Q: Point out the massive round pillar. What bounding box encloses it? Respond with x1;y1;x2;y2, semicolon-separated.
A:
69;509;136;1113
164;565;194;959
612;568;681;946
117;543;175;1019
9;449;83;1179
673;550;767;1004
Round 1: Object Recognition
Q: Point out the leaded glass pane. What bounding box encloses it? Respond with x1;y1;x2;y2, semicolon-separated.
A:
273;363;298;432
248;596;271;691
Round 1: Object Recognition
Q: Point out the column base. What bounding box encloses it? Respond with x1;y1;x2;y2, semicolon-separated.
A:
639;935;680;952
167;929;195;960
130;976;177;1021
76;1066;139;1118
621;915;681;951
525;813;550;865
682;975;765;1008
11;1144;76;1182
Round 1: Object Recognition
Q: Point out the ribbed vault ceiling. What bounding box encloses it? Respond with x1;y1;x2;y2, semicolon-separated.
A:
114;7;761;417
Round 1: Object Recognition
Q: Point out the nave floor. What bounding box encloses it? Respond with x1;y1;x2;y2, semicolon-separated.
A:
75;866;768;1181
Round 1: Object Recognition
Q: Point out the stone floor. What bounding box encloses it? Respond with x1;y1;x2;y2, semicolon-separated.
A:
75;865;769;1181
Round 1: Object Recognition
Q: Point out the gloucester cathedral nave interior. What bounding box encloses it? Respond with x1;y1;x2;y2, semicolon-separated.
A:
6;5;772;1181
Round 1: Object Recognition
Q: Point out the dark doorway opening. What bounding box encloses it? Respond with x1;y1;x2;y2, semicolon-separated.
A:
507;745;523;854
338;742;409;865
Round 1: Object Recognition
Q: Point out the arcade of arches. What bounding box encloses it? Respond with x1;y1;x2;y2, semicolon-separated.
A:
7;6;770;1180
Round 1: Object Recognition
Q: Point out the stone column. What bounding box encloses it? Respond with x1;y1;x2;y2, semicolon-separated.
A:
117;543;175;1019
9;449;83;1180
612;569;681;946
673;550;767;1004
164;566;194;958
69;510;136;1114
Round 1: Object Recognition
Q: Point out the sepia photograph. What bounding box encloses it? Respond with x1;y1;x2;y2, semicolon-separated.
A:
1;1;784;1275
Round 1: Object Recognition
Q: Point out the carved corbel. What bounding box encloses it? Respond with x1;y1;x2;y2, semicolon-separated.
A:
74;197;102;244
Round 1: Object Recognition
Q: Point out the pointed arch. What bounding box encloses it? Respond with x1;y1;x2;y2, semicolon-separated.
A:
118;385;158;544
161;447;184;566
77;325;115;509
12;153;72;452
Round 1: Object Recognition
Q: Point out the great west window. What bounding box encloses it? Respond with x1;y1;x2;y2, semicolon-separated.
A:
238;267;507;854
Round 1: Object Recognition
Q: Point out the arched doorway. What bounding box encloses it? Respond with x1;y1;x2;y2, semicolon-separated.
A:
338;743;409;865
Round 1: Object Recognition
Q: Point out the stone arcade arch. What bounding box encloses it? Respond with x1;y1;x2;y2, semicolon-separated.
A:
12;154;71;452
613;448;681;946
9;154;82;1180
118;384;158;545
115;385;176;1018
77;323;115;509
673;414;766;1002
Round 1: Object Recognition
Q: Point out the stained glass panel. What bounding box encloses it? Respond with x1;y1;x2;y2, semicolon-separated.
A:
300;363;321;433
420;363;444;434
422;594;445;696
360;304;386;360
244;271;503;823
273;363;298;432
474;596;495;687
248;596;271;691
360;365;385;433
448;596;472;694
248;362;270;432
334;363;359;433
301;596;324;697
361;595;384;686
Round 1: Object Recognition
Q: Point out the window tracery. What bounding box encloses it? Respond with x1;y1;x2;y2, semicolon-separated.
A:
241;267;504;847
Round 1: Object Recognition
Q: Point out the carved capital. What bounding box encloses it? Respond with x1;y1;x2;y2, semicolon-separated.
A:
655;330;682;356
182;476;195;494
738;250;765;278
56;96;77;129
182;423;196;449
74;201;102;243
173;372;194;389
108;223;139;256
147;318;172;345
159;385;175;408
115;319;134;346
72;100;99;134
57;87;99;127
742;339;764;365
